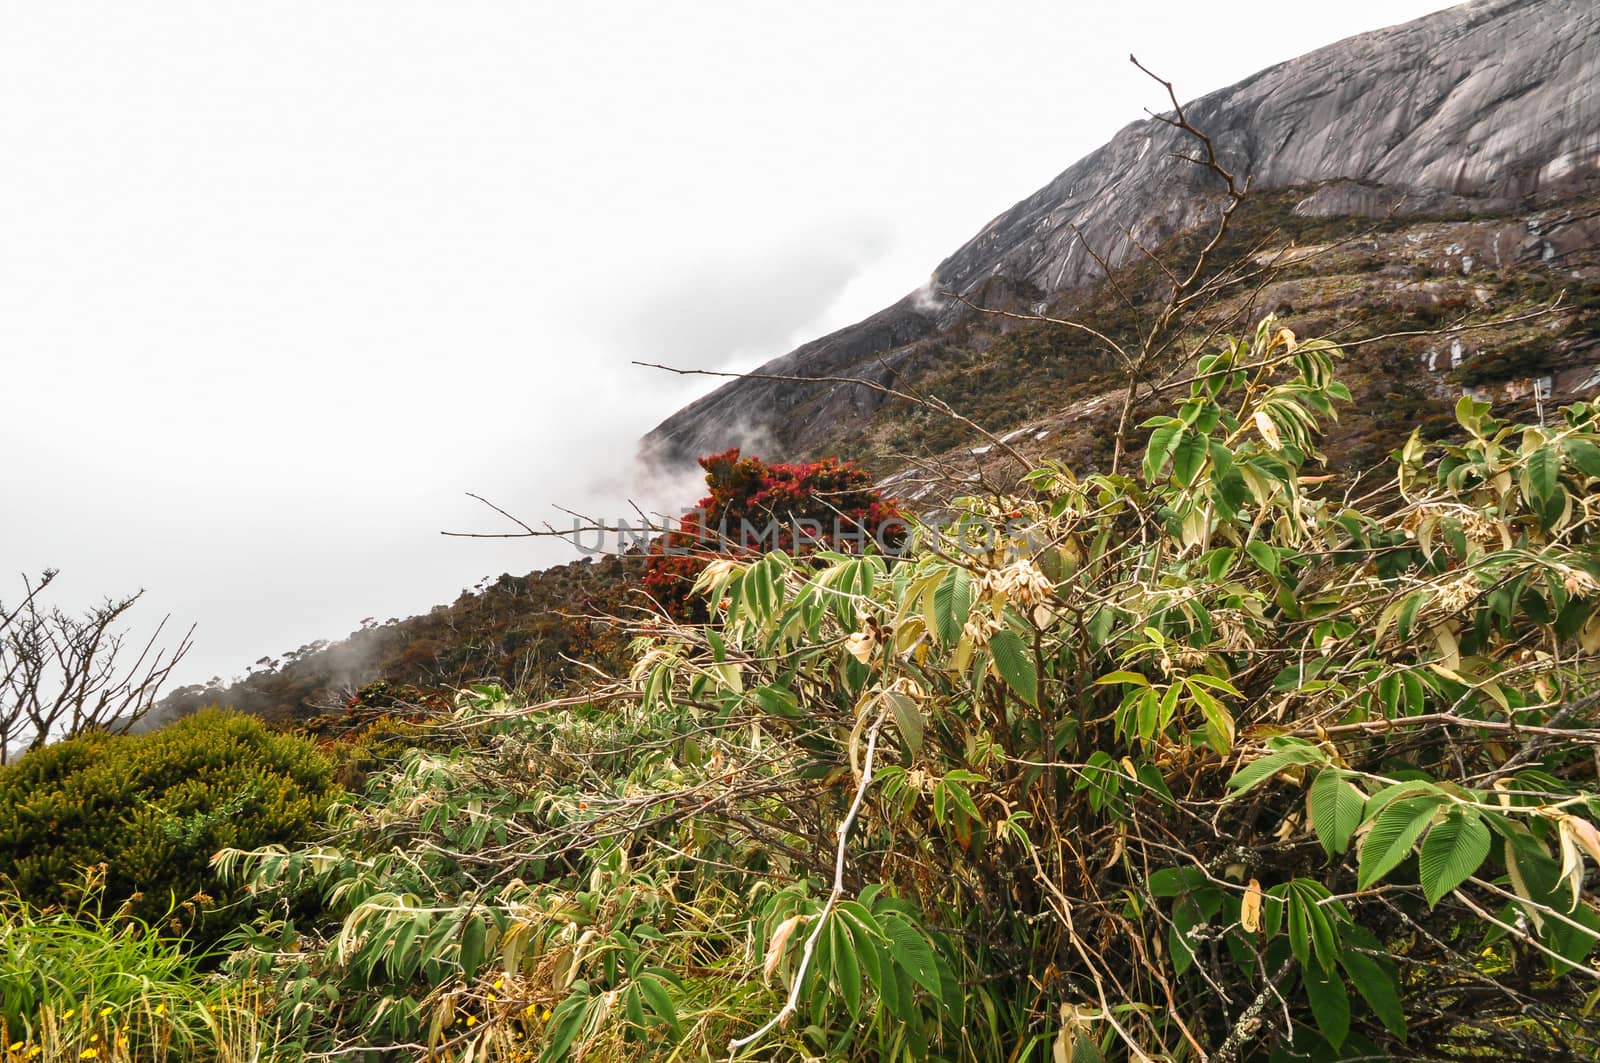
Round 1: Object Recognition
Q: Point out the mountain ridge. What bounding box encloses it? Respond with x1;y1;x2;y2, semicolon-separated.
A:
643;0;1599;467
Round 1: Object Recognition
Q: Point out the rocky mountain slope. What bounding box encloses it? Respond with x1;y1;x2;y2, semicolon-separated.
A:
642;0;1600;469
165;0;1600;725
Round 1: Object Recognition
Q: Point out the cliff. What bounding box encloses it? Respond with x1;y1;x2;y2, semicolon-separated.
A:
643;0;1599;467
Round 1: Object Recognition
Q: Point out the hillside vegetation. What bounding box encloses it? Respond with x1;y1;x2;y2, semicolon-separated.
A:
6;84;1600;1056
838;185;1600;482
10;317;1591;1061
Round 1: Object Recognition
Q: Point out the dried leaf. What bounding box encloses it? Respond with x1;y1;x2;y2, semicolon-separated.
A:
1254;410;1283;450
844;631;878;664
1241;878;1263;933
1559;817;1585;907
763;914;806;982
1570;815;1600;867
1505;838;1547;932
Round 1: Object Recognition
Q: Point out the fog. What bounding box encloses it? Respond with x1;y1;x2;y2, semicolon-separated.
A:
0;0;1457;687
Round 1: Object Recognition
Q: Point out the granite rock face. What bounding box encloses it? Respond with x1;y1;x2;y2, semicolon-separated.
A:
644;0;1599;466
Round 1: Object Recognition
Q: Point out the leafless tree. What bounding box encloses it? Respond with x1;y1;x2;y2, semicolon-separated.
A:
0;569;194;763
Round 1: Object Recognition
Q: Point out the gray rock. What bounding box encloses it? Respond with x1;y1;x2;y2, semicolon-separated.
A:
643;0;1599;466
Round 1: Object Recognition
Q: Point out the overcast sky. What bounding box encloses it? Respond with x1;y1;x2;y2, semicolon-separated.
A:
1;0;1459;688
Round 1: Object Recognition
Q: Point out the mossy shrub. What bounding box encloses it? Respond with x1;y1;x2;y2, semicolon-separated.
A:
0;707;337;939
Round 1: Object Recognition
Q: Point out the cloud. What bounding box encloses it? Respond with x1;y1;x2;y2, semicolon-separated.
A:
594;216;896;369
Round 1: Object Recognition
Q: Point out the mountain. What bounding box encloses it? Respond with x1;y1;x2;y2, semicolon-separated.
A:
642;0;1600;471
164;0;1600;725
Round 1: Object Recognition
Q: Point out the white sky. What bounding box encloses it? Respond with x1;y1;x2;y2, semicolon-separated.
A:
1;0;1458;687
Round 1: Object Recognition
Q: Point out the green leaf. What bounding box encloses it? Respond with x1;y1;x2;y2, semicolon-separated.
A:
1173;430;1208;487
1338;947;1406;1038
1148;866;1205;898
637;975;682;1039
1158;683;1182;737
1204;546;1238;580
1298;887;1340;973
932;569;972;645
1132;688;1158;742
1308;770;1366;856
1087;606;1114;648
883;917;942;998
459;913;487;981
987;628;1038;706
884;690;925;756
1144;424;1183;484
389;916;423;981
836;902;884;990
1525;443;1560;506
1184;672;1242;697
753;684;800;719
540;987;591;1062
1245;541;1278;577
831;916;863;1019
1417;808;1491;906
624;983;647;1030
1227;741;1328;795
1357;796;1444;890
1397;593;1425;642
1566;438;1600;480
1197;689;1234;755
1400;670;1426;715
943;780;982;824
1302;960;1351;1049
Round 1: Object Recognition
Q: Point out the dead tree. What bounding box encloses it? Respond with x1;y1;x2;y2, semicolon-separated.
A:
0;569;193;762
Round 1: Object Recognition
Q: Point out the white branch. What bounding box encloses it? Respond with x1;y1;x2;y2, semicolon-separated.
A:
728;703;889;1058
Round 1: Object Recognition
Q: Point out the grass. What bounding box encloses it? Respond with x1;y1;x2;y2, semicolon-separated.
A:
0;868;269;1062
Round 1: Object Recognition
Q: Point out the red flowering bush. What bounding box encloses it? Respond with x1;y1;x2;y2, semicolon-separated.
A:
643;449;902;620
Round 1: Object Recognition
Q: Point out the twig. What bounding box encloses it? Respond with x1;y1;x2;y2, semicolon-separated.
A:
1212;957;1294;1063
728;703;890;1058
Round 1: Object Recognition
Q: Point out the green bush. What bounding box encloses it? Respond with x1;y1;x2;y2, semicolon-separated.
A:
0;707;337;941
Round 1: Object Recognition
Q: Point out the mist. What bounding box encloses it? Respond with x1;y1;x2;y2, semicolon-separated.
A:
0;0;1459;690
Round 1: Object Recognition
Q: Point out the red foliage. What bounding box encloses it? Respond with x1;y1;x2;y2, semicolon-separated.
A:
642;449;902;620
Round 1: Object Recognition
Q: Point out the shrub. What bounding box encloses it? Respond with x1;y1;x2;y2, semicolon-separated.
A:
643;448;902;619
222;318;1600;1062
0;707;337;941
300;681;453;790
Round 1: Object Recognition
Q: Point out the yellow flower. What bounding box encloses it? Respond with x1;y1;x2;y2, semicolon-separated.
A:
99;1006;113;1017
523;1002;537;1017
466;1016;478;1027
79;1051;99;1061
8;1044;24;1053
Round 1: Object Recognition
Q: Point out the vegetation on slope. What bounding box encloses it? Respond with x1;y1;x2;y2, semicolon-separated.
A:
203;320;1600;1061
835;186;1600;479
0;869;269;1062
0;708;337;942
7;120;1599;1063
158;556;637;726
643;448;901;620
